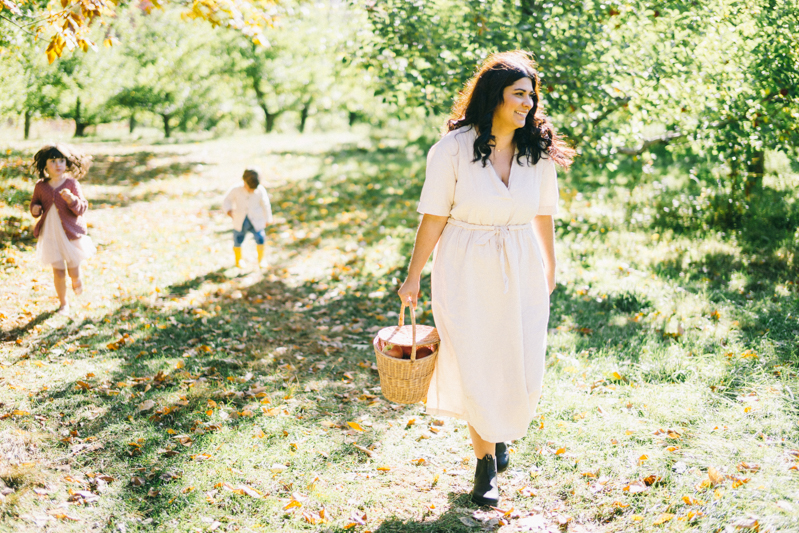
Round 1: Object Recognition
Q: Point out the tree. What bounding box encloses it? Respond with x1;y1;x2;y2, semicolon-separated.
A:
0;0;277;63
363;0;799;180
108;9;232;138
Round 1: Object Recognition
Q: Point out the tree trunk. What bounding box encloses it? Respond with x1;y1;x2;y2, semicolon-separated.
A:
744;149;765;198
299;100;311;133
74;97;88;137
129;113;136;134
161;113;172;138
265;110;277;133
24;109;31;140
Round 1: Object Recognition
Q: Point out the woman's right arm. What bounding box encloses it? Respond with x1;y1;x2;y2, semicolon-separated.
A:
398;214;449;308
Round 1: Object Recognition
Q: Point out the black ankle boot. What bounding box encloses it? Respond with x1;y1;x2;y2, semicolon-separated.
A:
496;442;509;473
470;454;499;506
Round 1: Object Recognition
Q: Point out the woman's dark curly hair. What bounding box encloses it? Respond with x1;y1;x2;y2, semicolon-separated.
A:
447;50;575;169
31;143;91;181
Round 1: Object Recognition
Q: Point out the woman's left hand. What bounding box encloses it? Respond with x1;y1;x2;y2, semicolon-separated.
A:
546;265;556;295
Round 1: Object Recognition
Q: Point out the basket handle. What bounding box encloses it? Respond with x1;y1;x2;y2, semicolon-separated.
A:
399;301;418;361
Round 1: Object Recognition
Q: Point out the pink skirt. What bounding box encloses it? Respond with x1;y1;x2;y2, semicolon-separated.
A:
36;206;95;269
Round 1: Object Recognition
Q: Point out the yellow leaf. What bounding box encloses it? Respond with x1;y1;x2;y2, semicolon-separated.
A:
638;454;649;464
555;447;566;455
707;467;724;486
12;410;30;416
653;513;674;525
682;496;704;505
406;419;416;428
347;421;364;432
284;499;302;510
631;515;644;521
175;360;185;369
376;466;391;471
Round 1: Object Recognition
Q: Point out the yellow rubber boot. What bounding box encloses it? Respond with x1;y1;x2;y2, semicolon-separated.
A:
256;244;266;268
233;247;243;267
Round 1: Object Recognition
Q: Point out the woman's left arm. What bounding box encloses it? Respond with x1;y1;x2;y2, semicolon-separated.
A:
65;180;88;216
532;215;556;294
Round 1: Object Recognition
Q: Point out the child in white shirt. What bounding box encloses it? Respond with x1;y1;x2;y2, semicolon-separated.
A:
222;168;273;268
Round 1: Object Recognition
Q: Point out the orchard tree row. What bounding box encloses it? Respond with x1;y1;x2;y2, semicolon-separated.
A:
361;0;798;201
0;1;377;138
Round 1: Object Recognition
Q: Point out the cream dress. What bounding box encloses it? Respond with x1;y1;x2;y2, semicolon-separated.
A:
36;205;96;269
418;126;559;443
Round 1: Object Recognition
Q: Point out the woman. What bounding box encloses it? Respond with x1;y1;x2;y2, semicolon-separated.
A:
398;51;574;506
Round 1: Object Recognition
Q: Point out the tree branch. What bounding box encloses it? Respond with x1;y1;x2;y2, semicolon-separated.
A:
615;131;686;155
0;13;35;35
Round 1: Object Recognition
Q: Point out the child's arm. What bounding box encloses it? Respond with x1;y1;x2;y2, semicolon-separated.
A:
62;180;88;216
260;187;273;224
222;188;235;217
30;183;43;217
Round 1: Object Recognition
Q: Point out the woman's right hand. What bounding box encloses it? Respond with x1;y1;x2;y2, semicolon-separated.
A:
31;204;42;216
398;277;421;309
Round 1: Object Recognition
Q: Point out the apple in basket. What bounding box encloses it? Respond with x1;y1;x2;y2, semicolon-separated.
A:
401;345;433;359
383;344;404;359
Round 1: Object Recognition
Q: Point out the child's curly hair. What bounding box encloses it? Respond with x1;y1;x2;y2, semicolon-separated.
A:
31;144;92;181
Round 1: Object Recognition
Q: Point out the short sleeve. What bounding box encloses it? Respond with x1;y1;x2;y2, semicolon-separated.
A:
417;137;458;217
537;158;559;216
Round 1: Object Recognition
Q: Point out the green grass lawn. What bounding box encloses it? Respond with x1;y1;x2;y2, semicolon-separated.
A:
1;130;797;533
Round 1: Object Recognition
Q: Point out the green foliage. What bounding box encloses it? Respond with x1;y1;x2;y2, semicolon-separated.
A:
363;0;799;176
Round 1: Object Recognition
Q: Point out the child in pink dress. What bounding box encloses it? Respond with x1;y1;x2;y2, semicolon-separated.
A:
29;144;95;315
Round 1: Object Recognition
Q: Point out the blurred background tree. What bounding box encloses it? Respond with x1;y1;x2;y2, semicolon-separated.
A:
1;0;796;239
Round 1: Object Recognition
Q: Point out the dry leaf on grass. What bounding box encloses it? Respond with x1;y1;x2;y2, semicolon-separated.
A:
137;400;155;412
653;513;674;525
708;467;724;486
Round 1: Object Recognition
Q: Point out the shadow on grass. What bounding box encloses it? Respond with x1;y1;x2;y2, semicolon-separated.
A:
326;492;481;533
86;152;205;187
267;145;427;251
1;309;56;342
19;266;423;528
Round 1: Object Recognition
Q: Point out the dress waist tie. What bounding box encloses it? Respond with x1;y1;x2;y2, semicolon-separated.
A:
446;218;531;293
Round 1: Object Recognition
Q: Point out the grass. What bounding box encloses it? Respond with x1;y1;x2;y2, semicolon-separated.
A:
0;127;797;533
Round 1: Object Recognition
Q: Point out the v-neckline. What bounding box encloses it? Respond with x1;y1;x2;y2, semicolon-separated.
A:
488;155;514;190
47;179;67;192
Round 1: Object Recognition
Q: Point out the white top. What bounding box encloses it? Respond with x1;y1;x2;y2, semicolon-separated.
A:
416;126;560;443
222;184;273;232
418;126;559;222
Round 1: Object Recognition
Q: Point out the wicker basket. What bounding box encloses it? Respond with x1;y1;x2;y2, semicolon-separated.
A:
373;303;440;404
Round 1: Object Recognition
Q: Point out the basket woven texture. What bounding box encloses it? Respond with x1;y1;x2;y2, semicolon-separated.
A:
373;304;440;404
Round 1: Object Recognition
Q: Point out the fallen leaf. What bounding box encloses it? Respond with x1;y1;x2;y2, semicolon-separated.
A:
623;481;648;493
137;400;155;412
284;499;302;510
730;517;759;530
353;444;374;457
347;421;365;432
653;513;674;525
708;467;724;486
736;462;760;473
